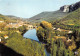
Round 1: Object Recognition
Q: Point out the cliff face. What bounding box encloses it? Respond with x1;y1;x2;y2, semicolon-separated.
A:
60;1;80;12
60;5;69;12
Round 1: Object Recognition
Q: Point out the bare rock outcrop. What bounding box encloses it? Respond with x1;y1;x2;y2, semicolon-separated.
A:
60;1;80;12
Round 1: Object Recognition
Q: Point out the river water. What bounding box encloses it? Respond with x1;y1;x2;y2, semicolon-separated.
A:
23;29;50;56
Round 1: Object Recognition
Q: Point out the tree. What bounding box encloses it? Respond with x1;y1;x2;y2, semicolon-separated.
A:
18;25;26;31
68;50;75;56
37;21;53;42
64;49;69;56
77;48;80;56
68;41;76;51
6;33;46;56
18;25;27;35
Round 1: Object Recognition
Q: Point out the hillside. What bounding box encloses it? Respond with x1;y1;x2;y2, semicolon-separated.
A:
6;15;23;20
0;14;19;23
28;10;68;22
58;8;80;26
30;10;67;20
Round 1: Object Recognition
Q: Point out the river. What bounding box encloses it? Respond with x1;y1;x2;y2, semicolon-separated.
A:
23;29;50;56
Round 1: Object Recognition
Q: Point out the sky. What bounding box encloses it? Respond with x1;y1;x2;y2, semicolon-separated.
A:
0;0;80;18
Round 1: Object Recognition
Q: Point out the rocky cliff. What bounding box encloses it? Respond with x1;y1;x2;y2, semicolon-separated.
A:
60;1;80;12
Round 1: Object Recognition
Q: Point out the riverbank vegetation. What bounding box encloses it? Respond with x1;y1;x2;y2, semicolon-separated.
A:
37;21;80;56
5;32;46;56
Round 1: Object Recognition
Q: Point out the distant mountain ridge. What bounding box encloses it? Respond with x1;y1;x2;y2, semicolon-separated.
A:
5;15;23;20
0;14;21;23
28;1;80;23
29;10;68;22
30;10;68;20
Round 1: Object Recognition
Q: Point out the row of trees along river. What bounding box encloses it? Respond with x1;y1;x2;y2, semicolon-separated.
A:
23;21;80;56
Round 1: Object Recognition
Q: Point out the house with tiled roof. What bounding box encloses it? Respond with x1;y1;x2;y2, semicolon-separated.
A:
4;35;8;39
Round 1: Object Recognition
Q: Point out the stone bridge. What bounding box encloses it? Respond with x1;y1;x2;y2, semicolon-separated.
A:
27;25;37;30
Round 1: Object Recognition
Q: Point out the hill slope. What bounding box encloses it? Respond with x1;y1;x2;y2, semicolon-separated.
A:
58;8;80;26
29;10;68;22
0;14;18;23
